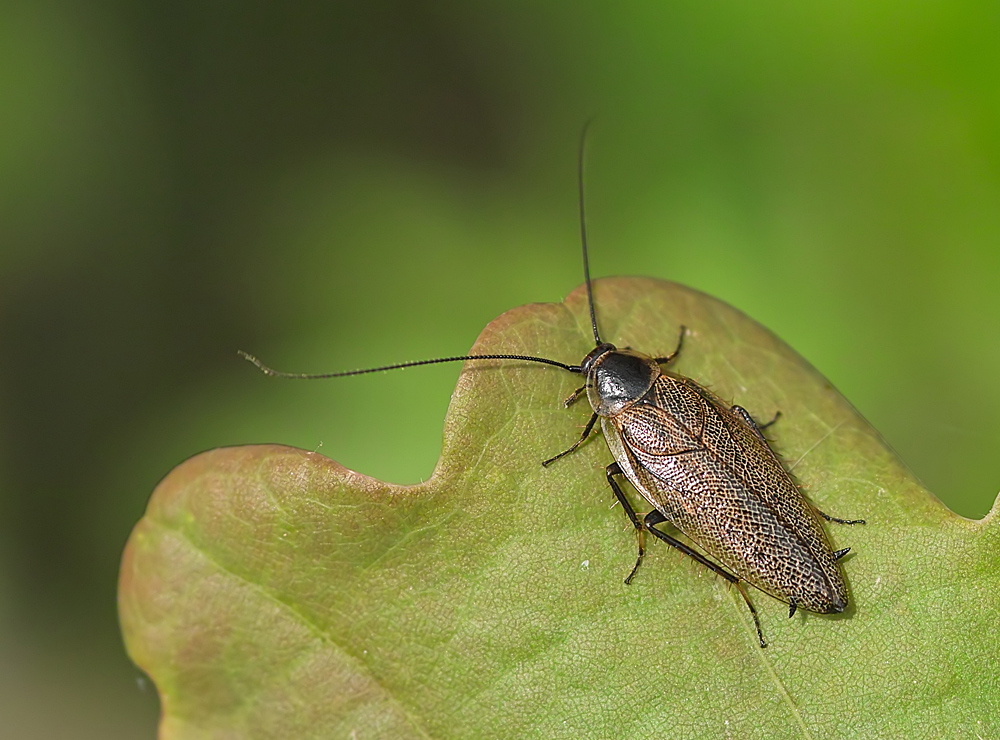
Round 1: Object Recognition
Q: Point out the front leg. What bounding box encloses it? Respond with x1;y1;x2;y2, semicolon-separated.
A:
653;325;687;365
542;411;598;467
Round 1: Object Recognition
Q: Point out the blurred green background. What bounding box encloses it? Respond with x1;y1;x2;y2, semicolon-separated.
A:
1;1;999;736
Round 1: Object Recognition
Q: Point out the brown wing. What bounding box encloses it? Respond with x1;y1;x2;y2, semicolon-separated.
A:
604;373;847;613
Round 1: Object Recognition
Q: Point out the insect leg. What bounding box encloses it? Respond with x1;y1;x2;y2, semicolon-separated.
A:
604;463;646;584
653;325;687;365
541;412;599;467
812;506;866;526
731;405;781;441
643;510;767;648
562;384;587;408
758;411;781;431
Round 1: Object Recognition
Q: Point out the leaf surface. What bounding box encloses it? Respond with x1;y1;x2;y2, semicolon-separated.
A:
119;278;1000;739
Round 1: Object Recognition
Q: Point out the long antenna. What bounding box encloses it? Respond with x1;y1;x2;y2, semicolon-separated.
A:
240;125;600;383
238;350;580;379
578;118;601;345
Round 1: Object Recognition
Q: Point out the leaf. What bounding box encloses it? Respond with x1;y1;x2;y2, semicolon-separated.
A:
119;277;1000;739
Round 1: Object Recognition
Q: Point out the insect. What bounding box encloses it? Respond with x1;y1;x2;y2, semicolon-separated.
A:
239;124;864;647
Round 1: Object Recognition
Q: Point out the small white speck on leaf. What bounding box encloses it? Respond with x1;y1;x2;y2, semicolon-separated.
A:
580;559;590;571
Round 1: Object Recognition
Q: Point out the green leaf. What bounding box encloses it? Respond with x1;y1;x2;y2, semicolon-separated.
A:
119;277;999;739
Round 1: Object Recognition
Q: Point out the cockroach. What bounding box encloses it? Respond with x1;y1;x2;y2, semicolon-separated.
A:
239;123;864;647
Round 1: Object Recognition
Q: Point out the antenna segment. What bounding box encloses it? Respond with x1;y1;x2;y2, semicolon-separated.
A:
238;350;580;379
578;119;601;346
